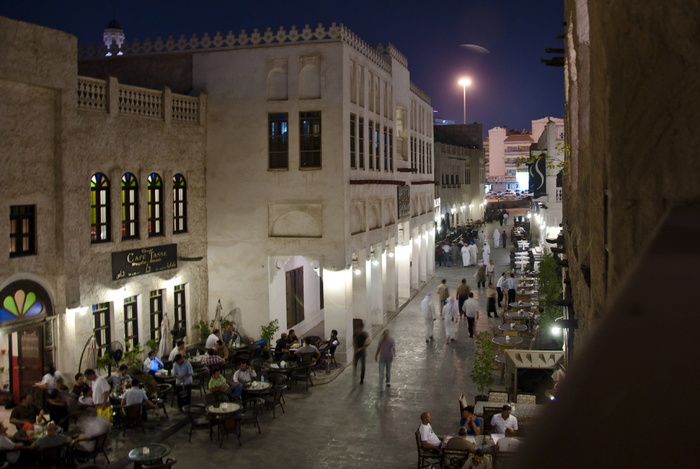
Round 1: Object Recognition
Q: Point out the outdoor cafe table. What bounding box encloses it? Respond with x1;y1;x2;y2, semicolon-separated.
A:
498;324;527;333
244;381;272;395
492;336;523;347
509;302;532;308
206;402;242;416
442;434;497;454
504;311;533;320
127;443;171;469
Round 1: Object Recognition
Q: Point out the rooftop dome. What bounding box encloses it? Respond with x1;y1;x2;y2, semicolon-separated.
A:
106;19;122;30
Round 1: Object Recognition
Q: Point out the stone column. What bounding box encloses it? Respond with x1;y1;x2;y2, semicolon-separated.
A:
322;268;353;363
384;237;397;314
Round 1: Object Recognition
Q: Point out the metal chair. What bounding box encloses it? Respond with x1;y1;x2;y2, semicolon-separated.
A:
441;448;471;469
290;362;314;391
34;442;69;469
414;430;441;469
482;407;502;434
217;414;241;448
183;404;212;442
72;431;110;465
119;404;145;436
142;458;178;469
264;386;285;418
156;383;173;418
241;397;264;434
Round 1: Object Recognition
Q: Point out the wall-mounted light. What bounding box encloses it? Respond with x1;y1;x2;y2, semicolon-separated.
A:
352;260;361;276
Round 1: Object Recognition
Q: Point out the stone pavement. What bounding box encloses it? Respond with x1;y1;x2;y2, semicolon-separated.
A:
100;220;520;469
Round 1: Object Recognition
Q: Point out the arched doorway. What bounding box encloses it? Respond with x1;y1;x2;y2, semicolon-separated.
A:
0;279;54;403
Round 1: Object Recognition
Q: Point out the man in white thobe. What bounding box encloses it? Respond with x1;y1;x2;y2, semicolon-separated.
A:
461;244;471;267
493;229;501;248
442;297;457;343
482;242;491;265
421;294;435;342
469;243;478;267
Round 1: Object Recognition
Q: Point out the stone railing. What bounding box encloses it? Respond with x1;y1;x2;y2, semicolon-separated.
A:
410;82;431;105
79;23;394;74
77;76;202;124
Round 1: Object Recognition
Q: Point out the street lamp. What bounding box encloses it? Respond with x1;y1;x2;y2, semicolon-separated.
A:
458;77;472;124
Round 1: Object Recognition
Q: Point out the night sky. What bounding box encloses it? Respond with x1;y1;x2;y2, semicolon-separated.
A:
0;0;564;134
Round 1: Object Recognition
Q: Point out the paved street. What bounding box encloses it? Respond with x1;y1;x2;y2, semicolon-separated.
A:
103;221;517;469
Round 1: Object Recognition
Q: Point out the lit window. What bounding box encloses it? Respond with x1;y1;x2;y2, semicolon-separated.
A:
121;173;139;239
358;117;365;170
147;173;163;236
90;173;111;243
10;205;36;257
173;174;187;234
350;114;357;169
299;111;321;169
269;113;289;169
174;284;187;333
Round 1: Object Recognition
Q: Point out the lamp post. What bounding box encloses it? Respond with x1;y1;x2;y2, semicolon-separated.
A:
458;77;472;124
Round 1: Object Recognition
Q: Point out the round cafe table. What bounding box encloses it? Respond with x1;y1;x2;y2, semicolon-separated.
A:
509;302;532;308
128;443;171;469
244;381;272;394
498;323;528;333
492;335;523;346
206;402;242;416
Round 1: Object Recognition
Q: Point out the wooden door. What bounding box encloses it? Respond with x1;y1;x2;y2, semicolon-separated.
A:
18;327;43;398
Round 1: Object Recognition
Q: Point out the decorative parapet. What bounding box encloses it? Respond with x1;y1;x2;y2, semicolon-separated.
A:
410;81;431;105
376;43;408;68
79;23;393;74
77;76;201;124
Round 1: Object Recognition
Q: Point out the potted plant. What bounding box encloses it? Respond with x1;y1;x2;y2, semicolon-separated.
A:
121;343;145;370
95;353;113;375
536;250;564;331
192;319;212;345
145;338;159;354
470;331;496;402
260;319;280;348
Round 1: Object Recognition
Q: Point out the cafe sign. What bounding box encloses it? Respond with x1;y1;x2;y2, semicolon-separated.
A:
112;244;178;280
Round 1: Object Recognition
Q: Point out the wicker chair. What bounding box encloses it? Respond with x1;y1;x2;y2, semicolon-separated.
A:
72;431;110;465
482;407;503;434
241;397;264;434
516;393;537;404
183;404;212;442
441;448;471;469
119;404;145;436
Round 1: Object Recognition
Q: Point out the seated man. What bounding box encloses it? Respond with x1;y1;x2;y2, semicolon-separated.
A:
108;364;131;391
286;329;300;346
208;368;237;401
10;393;47;431
212;340;229;361
496;427;521;452
205;329;221;351
168;340;186;362
232;362;257;398
73;415;110;454
223;325;241;346
274;333;292;361
464;449;492;469
445;426;476;451
143;351;164;374
71;372;90;398
459;405;482;435
121;379;158;409
0;422;23;465
490;405;518;434
31;421;71;449
296;338;328;370
418;412;442;452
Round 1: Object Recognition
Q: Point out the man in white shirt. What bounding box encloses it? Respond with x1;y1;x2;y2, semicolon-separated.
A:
0;422;22;464
168;340;186;362
462;292;480;338
491;405;518;434
418;412;442;451
143;351;164;374
84;368;111;421
232;362;257;398
506;273;518;309
496;272;508;312
205;330;220;350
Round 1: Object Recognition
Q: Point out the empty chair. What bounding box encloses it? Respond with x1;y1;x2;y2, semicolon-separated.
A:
264;386;285;418
482;407;502;434
488;390;509;402
516;393;537;404
183;404;212;442
241;397;264;434
441;448;471;469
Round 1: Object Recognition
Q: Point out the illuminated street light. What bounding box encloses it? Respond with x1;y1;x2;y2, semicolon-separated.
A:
458;77;472;124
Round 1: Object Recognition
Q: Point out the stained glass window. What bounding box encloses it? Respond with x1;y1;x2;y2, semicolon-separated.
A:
147;173;163;236
173;174;187;234
90;173;111;243
121;173;139;239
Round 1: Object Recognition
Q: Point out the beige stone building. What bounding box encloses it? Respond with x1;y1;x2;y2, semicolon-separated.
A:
0;17;208;397
78;23;436;359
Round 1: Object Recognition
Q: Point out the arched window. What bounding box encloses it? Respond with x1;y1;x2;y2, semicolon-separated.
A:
121;172;139;239
173;173;187;233
90;173;111;243
147;173;163;236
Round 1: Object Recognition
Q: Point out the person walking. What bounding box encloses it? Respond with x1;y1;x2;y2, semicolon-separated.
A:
468;242;477;267
502;229;507;248
375;330;396;387
486;259;495;285
461;243;471;267
353;323;370;384
476;262;487;289
482;241;491;265
493;229;501;249
486;283;498;318
422;293;436;342
496;272;508;313
456;279;471;320
462;292;480;338
506;273;518;309
437;279;449;308
442;297;457;343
